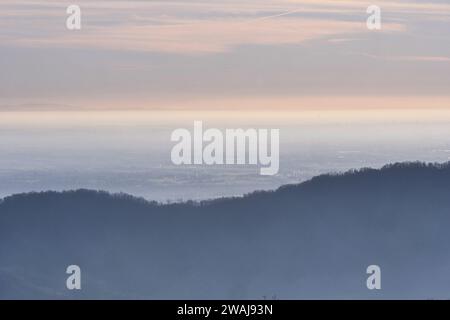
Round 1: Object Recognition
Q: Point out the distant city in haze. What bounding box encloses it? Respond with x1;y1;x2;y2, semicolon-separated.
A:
1;110;450;201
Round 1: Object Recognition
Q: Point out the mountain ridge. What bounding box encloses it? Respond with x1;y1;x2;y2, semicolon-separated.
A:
2;161;450;299
2;160;449;206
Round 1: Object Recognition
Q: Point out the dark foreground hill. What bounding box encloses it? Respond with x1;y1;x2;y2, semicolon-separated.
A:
2;162;450;299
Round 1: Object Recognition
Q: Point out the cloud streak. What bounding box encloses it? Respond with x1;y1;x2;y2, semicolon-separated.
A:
0;0;411;54
10;19;405;54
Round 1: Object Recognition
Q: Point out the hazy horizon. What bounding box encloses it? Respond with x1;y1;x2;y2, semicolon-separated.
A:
2;109;450;201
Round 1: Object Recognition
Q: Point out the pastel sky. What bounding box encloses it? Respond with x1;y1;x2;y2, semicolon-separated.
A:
1;0;450;110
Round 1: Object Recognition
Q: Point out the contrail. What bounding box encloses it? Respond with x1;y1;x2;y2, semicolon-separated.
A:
250;9;300;22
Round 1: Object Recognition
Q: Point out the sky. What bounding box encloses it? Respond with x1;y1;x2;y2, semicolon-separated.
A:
0;0;450;110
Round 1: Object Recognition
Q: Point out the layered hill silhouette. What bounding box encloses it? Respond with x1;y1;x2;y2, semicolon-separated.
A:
2;162;450;299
